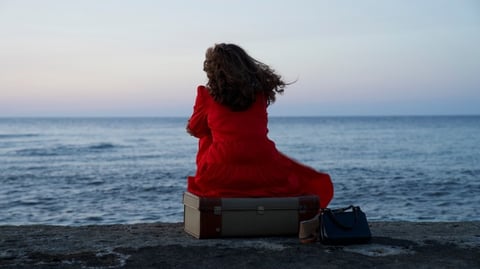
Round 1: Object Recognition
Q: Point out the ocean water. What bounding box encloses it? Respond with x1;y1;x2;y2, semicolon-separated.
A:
0;116;479;225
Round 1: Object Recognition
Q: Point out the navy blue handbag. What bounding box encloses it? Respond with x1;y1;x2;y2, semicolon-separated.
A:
319;205;372;245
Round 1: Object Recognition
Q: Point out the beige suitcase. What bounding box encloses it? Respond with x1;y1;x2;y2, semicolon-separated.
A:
183;192;319;239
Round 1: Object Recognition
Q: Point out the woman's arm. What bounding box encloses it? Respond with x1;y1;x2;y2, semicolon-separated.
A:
187;86;210;138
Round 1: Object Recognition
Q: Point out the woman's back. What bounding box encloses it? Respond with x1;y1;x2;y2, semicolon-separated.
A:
208;89;268;141
201;86;277;164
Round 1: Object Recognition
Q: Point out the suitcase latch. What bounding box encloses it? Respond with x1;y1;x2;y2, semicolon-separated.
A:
257;206;265;215
213;206;222;215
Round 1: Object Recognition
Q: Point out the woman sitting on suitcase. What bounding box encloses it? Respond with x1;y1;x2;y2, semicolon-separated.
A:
186;43;334;208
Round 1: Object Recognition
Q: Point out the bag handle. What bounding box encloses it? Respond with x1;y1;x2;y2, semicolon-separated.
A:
322;205;359;230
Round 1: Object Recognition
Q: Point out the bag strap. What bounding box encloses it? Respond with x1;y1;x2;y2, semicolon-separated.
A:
322;205;359;230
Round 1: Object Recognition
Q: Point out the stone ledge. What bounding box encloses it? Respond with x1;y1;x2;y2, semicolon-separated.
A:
1;222;479;268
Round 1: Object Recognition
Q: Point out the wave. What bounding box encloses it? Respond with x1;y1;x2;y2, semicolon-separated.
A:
88;143;116;150
15;142;121;157
0;133;39;139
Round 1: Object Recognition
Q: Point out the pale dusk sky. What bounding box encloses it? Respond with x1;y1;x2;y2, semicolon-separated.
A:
0;0;479;117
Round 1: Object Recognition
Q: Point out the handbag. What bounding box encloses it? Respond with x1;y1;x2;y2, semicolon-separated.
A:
299;205;371;245
319;205;371;245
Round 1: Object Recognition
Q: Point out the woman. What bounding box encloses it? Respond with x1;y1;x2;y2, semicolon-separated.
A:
186;43;333;208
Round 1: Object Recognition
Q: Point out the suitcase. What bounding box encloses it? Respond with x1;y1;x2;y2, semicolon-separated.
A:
183;192;319;239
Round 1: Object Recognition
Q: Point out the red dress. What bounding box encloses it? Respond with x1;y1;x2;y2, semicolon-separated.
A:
187;86;334;208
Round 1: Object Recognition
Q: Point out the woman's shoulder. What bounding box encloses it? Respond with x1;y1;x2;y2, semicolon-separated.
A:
197;85;208;94
197;85;215;102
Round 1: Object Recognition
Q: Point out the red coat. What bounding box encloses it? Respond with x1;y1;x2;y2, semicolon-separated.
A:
187;86;333;208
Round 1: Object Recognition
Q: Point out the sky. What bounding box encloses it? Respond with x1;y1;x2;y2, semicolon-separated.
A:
0;0;479;117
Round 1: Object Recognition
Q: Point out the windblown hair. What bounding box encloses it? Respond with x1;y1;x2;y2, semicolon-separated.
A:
203;43;287;111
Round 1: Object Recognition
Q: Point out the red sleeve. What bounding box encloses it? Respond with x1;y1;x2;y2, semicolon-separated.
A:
187;86;210;138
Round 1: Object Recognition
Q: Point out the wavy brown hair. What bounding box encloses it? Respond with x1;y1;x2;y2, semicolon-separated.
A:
203;43;287;111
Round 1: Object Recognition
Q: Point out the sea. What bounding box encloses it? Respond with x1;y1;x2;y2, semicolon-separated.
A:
0;116;479;225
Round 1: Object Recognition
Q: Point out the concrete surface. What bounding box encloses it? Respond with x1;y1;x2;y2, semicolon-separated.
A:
0;221;479;268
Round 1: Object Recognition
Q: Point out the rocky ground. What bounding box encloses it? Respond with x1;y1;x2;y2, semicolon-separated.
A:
1;221;479;268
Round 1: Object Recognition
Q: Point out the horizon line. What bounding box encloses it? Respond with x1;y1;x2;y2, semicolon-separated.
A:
1;114;479;119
